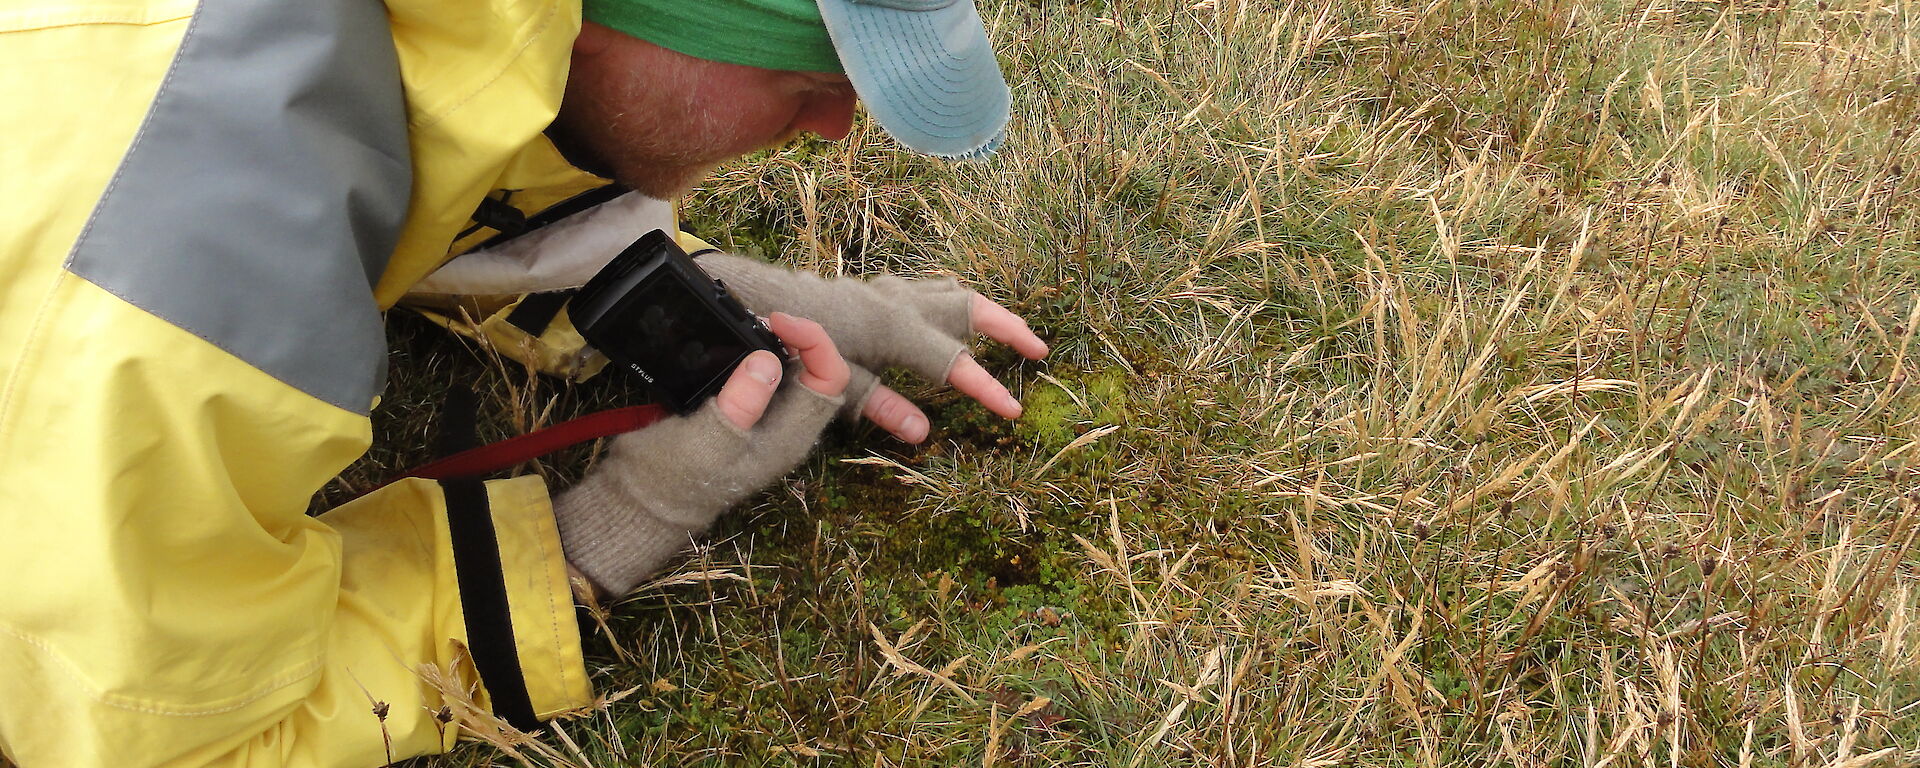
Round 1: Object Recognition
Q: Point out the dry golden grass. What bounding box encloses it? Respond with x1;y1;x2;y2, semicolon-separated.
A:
376;0;1920;765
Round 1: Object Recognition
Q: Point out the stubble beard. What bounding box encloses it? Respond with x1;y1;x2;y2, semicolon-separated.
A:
555;60;746;200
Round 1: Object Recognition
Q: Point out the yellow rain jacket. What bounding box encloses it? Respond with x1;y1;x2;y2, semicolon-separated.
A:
0;0;644;762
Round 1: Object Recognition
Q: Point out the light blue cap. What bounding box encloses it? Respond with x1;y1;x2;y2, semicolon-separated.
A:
816;0;1010;160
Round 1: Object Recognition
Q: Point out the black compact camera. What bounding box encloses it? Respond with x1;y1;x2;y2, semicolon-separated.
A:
571;230;784;413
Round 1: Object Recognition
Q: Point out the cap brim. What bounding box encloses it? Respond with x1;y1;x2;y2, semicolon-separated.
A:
817;0;1010;160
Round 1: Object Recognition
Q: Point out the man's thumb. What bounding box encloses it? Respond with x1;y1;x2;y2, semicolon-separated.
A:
714;350;783;430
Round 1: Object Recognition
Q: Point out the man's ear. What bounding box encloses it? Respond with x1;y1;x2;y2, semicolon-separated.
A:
573;20;618;59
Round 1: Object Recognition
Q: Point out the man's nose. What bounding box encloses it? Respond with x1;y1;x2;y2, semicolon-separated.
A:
790;87;857;141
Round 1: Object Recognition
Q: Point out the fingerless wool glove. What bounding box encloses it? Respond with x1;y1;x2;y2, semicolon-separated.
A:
554;374;843;596
694;252;975;417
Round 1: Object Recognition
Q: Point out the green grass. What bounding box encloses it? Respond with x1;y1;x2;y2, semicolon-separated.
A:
363;0;1920;764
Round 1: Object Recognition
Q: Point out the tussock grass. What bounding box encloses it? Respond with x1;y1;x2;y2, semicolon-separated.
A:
375;0;1920;764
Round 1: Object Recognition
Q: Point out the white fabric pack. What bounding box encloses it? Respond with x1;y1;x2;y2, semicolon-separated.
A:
410;191;675;296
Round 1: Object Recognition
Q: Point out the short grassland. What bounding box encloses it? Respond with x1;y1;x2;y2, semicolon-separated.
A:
375;0;1920;765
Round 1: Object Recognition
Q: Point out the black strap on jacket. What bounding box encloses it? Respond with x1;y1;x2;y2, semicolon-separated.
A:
470;193;529;240
503;290;576;336
440;478;542;732
472;183;630;252
432;386;481;460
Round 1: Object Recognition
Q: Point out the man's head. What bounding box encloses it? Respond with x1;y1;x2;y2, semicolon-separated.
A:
553;23;858;197
552;0;1011;198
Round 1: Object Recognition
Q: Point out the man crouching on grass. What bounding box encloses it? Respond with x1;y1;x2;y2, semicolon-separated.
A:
0;0;1045;765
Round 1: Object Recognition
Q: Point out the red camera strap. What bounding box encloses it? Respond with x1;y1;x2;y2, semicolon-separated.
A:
383;404;669;487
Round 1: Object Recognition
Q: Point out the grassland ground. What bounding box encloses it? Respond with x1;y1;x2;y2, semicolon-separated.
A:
316;0;1920;765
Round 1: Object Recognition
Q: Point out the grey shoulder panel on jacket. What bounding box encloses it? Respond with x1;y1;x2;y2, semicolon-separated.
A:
64;0;411;415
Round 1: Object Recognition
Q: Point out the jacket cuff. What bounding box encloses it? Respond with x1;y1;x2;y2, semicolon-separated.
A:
439;475;593;727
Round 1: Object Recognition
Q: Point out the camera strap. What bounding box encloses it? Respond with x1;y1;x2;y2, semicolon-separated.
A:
373;404;668;492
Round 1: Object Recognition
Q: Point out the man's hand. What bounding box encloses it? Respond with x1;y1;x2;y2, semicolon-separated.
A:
713;311;850;428
696;251;1049;443
856;294;1047;441
554;312;850;598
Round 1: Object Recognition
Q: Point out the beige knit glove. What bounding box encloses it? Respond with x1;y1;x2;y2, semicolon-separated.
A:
694;252;974;419
554;371;843;597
